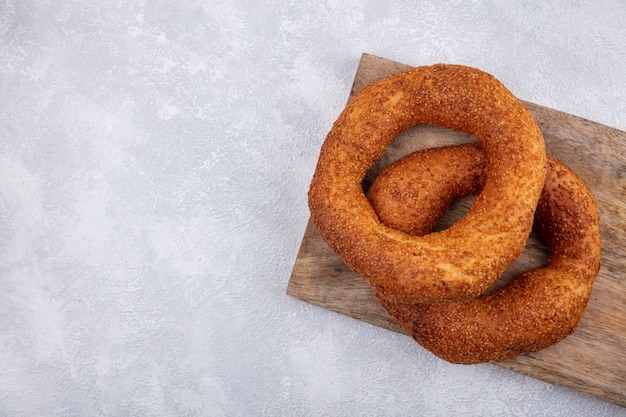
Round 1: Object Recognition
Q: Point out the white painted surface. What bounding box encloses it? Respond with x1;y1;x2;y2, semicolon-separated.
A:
0;1;625;416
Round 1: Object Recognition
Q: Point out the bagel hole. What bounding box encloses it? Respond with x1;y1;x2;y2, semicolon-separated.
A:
433;195;476;232
488;229;551;294
360;124;551;294
362;125;477;192
434;195;551;295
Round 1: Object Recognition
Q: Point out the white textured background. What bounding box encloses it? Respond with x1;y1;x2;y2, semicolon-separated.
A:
0;1;625;416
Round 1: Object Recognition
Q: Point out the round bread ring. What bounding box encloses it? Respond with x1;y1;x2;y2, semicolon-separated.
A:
369;143;602;364
308;64;546;303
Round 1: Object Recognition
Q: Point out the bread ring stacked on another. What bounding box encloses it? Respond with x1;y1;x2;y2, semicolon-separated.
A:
307;64;602;363
368;143;601;364
308;64;546;304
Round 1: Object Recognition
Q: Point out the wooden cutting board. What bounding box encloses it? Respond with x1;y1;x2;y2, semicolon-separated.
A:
287;53;626;407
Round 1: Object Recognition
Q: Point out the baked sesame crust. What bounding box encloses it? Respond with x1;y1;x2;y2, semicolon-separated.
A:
370;144;601;363
308;64;546;303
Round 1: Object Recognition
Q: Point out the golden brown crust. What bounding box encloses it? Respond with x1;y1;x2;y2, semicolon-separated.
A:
308;64;546;303
370;144;602;364
367;144;487;236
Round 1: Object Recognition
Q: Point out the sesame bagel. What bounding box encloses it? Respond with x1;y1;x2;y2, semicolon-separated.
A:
308;64;546;303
